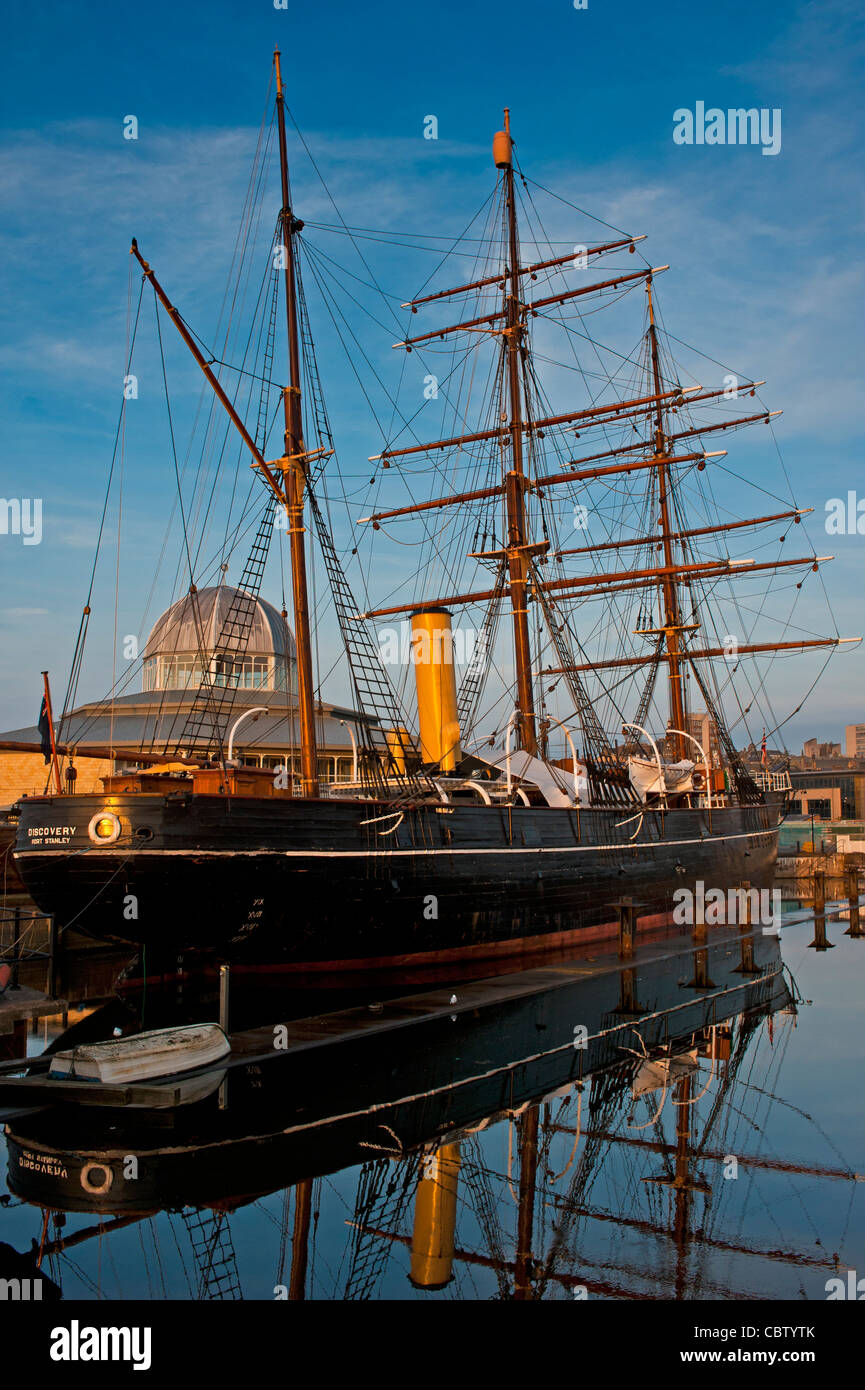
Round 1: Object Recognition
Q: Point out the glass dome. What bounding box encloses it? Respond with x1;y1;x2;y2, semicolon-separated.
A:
141;586;297;694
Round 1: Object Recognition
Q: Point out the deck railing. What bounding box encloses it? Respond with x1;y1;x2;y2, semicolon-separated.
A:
0;906;58;997
755;770;793;793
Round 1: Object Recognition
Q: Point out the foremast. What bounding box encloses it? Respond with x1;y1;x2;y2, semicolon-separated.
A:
132;53;321;794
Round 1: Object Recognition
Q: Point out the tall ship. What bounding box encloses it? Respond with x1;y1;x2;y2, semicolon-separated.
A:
10;53;853;968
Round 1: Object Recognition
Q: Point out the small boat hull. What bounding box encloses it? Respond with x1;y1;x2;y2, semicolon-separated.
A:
48;1023;230;1084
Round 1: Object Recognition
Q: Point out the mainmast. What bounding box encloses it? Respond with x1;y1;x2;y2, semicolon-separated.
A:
274;49;319;798
367;123;854;788
497;112;538;756
645;275;688;761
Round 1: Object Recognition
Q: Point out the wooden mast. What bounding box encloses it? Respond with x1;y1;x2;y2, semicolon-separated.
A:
646;274;688;760
274;48;319;798
514;1102;540;1298
498;110;537;755
364;142;851;775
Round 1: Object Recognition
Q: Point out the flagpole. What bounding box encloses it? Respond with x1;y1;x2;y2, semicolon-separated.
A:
41;671;63;795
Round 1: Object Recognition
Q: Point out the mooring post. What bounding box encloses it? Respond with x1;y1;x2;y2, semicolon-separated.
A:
615;966;644;1016
808;869;833;951
693;886;707;944
845;863;863;938
687;889;715;988
218;962;231;1113
733;882;760;974
612;898;643;1013
10;906;21;992
814;867;825;920
686;946;716;990
616;896;635;959
219;963;230;1032
48;914;59;998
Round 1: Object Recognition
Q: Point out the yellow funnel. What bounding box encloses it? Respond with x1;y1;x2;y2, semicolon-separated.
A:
409;1143;462;1289
411;609;461;772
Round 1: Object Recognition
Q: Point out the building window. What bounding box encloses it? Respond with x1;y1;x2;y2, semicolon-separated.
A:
149;654;274;691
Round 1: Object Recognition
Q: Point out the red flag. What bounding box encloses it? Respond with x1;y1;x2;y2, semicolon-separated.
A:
761;728;767;766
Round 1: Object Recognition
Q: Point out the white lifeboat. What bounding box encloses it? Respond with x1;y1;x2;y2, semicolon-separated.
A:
48;1023;230;1085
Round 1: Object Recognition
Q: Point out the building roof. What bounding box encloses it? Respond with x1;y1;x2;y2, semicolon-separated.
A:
142;585;297;662
0;588;384;759
0;690;372;755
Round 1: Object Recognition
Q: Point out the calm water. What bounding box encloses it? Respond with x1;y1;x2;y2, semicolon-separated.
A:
0;910;861;1301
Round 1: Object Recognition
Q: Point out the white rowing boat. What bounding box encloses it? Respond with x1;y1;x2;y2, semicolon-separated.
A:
48;1023;230;1085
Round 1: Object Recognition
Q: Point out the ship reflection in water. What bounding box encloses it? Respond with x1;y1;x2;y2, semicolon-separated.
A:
0;913;862;1301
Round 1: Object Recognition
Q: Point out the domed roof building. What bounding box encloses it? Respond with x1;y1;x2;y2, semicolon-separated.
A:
142;586;296;695
0;586;368;803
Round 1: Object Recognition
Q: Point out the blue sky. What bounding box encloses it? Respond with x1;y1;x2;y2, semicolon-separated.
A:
0;0;862;748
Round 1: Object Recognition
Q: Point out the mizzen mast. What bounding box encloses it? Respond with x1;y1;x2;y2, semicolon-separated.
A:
273;47;319;798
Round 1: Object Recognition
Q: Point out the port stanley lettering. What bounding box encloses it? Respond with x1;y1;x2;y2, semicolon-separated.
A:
26;825;75;845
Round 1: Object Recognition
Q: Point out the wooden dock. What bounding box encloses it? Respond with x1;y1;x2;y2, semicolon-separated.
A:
0;985;68;1036
0;923;783;1112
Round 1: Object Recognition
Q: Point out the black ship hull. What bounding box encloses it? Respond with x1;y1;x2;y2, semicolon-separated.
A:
12;792;780;967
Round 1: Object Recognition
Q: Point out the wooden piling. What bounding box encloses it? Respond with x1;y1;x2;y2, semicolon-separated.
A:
616;896;636;959
686;947;716;990
219;963;230;1032
844;864;863;939
808;869;834;950
733;880;760;974
615;966;644;1017
9;906;21;991
693;888;707;944
48;915;59;998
